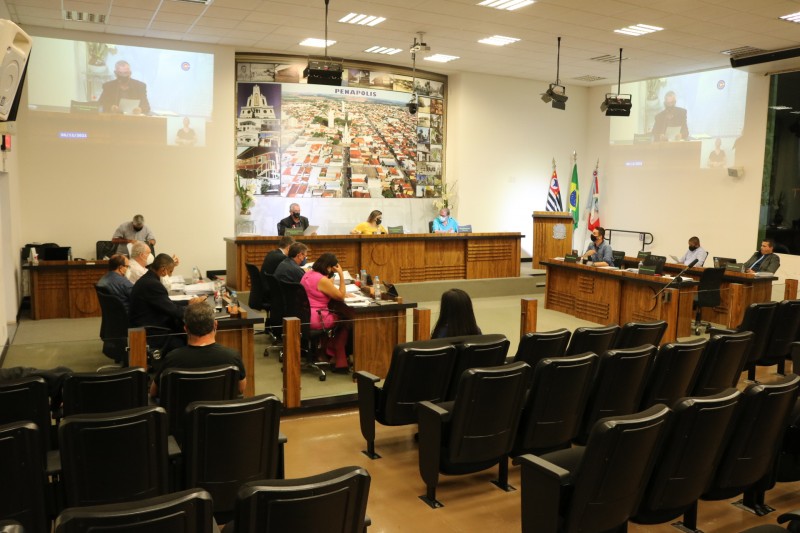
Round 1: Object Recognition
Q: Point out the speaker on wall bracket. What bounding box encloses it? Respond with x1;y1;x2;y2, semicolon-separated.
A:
0;20;31;122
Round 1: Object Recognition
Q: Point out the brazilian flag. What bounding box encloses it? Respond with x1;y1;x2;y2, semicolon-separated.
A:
569;162;579;229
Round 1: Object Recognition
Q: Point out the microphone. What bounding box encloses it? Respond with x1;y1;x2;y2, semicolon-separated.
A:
653;258;699;299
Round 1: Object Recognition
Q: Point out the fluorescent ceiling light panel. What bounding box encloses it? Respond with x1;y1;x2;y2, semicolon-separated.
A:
339;13;386;26
479;35;520;46
477;0;534;11
364;46;403;55
63;10;107;23
614;24;663;36
300;38;336;48
780;11;800;23
424;54;460;63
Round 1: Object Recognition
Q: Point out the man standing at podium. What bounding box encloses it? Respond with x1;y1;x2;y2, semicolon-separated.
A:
582;227;614;267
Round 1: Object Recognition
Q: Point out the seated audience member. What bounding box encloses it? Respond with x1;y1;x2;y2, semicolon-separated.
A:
277;203;311;236
744;238;781;274
351;210;387;235
96;254;134;310
149;303;246;398
431;288;482;339
261;235;295;276
128;241;152;283
432;207;458;234
129;254;205;351
678;236;708;266
300;253;351;372
274;243;309;284
581;226;614;267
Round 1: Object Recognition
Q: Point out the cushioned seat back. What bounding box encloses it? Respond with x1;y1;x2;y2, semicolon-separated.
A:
692;332;753;396
614;320;667;349
245;263;269;311
265;274;285;330
513;328;570;368
515;353;598;454
739;301;778;364
446;334;510;400
62;368;148;417
0;377;52;454
0;422;47;533
640;338;708;409
96;290;130;364
565;404;670;533
380;340;458;425
447;362;532;464
235;467;370;533
765;299;800;359
566;325;620;356
696;268;725;308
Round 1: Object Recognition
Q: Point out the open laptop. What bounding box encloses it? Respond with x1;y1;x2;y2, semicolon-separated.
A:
40;246;71;260
303;225;319;236
669;254;681;263
713;256;737;269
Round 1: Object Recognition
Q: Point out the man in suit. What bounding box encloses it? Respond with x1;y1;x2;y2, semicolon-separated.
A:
98;60;151;115
652;91;689;141
261;235;295;276
744;238;781;274
277;203;311;236
274;243;308;284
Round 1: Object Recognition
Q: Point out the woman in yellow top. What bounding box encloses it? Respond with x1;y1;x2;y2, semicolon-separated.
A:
351;210;387;235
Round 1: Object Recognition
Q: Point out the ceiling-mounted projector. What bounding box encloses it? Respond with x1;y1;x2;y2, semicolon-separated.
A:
303;59;342;86
601;94;632;116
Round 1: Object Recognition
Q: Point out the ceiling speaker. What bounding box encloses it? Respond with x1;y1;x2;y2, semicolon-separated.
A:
0;21;31;121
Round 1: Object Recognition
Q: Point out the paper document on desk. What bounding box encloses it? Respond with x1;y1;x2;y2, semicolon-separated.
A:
670;255;681;263
332;271;354;282
345;284;361;293
185;281;215;294
169;294;195;301
755;271;774;277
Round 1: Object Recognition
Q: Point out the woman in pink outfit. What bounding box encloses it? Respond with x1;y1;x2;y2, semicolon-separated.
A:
300;252;350;371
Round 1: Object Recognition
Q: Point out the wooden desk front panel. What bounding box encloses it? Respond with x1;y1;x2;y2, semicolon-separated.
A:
30;269;69;320
216;325;255;398
67;269;104;317
360;239;425;284
352;307;408;379
545;265;620;325
423;239;466;281
29;263;106;320
466;238;520;279
619;282;693;342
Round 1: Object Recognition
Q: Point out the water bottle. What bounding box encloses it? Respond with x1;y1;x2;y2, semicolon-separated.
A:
373;276;381;301
214;290;223;312
360;269;367;284
192;266;201;283
229;291;240;317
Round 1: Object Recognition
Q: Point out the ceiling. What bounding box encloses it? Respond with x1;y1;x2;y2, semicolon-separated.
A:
5;0;800;86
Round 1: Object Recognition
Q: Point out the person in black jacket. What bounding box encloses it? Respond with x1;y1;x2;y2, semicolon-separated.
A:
98;60;151;115
277;203;311;235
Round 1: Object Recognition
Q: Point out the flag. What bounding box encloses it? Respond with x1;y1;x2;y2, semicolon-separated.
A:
568;158;579;229
545;165;563;211
586;161;600;231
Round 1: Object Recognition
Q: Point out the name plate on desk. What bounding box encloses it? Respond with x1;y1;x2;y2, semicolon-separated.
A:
638;266;656;276
725;263;745;273
564;254;579;263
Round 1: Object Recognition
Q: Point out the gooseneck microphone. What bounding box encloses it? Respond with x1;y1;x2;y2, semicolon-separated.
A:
653;258;699;299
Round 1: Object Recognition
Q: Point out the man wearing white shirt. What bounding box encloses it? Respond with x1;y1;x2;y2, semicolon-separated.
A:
678;236;708;266
128;241;152;283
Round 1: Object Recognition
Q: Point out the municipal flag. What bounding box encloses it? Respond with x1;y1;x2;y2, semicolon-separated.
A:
587;162;600;231
546;167;563;211
569;159;579;229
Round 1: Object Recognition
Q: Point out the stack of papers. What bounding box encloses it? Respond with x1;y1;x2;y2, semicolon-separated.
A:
185;281;215;294
346;293;373;307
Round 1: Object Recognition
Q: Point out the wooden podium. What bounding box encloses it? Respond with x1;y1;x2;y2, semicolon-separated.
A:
532;211;574;269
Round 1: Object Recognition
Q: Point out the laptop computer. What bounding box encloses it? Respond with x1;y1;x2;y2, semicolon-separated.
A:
40;246;71;260
303;225;319;236
713;256;737;269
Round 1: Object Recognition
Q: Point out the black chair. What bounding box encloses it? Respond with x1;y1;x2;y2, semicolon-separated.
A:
612;249;626;268
639;338;708;409
184;395;283;523
696;374;800;524
0;376;53;455
95;240;116;260
61;367;148;418
96;290;131;366
512;328;570;367
245;262;271;333
565;324;620;356
692;331;753;396
159;365;239;446
514;404;670;533
709;301;779;381
693;267;725;334
512;353;598;457
632;388;741;528
54;488;215;533
356;339;457;459
576;344;657;444
428;220;434;233
58;406;170;508
234;466;371;533
417;361;532;508
752;299;800;377
0;422;48;533
264;273;285;340
614;320;667;349
445;334;510;400
280;281;329;381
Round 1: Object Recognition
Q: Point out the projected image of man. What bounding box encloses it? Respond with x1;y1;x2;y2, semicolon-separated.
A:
98;60;151;115
652;91;688;141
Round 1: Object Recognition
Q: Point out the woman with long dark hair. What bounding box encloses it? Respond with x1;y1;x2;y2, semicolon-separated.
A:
431;288;482;339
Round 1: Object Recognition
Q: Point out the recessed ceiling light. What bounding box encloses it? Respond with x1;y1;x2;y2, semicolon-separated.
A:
478;35;520;46
780;11;800;23
574;75;607;82
477;0;534;11
364;46;403;55
770;106;792;110
424;54;460;63
339;13;386;26
300;38;336;48
614;24;663;36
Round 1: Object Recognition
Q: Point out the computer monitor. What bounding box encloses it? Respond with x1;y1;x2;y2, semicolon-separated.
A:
643;254;666;275
713;256;737;269
40;246;71;261
637;251;651;260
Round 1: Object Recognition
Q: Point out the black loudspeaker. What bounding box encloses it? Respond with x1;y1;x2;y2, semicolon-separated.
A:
0;20;31;121
303;60;342;86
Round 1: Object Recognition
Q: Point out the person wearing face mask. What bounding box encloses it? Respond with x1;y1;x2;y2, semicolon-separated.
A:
128;241;153;283
129;254;206;354
112;214;156;256
432;207;459;234
351;210;387;235
581;226;614;267
98;60;151;115
678;236;708;266
300;252;351;372
274;242;309;284
651;90;689;141
96;254;134;311
277;203;311;236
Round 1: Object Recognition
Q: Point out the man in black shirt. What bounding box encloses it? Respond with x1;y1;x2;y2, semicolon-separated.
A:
149;303;246;398
277;203;311;236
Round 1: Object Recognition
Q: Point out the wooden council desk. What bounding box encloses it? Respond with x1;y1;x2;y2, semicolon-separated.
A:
542;259;698;344
24;260;108;320
225;233;523;291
